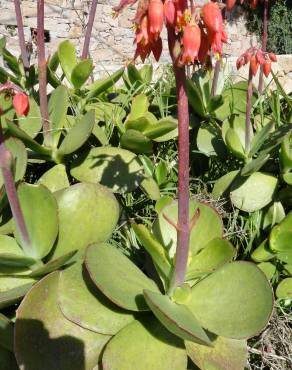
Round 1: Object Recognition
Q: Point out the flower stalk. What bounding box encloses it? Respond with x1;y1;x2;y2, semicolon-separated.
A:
245;66;253;153
258;0;269;93
82;0;98;59
37;0;51;146
14;0;29;70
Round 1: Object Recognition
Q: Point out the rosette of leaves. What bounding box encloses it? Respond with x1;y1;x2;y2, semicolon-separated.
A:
0;176;119;313
14;198;273;370
252;211;292;299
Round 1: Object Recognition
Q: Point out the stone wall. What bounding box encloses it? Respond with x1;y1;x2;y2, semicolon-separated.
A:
0;0;291;91
0;1;259;65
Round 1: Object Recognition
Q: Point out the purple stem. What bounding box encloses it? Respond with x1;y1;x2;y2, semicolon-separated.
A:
81;0;98;59
14;0;30;70
245;67;253;153
211;60;220;96
258;0;268;93
37;0;51;145
167;27;190;292
0;126;31;254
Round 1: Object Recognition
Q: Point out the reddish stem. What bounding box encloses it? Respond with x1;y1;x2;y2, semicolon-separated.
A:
0;124;31;254
258;0;269;93
167;26;190;292
37;0;51;145
245;67;253;153
14;0;29;70
82;0;98;59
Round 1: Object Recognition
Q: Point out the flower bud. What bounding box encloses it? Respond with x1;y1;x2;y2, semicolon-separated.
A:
181;24;201;64
269;52;277;62
236;57;245;70
13;93;30;116
226;0;236;10
256;50;265;65
164;0;176;27
263;60;271;77
202;2;223;33
244;51;252;63
250;55;259;76
148;0;164;40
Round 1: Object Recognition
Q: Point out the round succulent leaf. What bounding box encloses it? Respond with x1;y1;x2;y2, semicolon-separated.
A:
185;335;247;370
37;164;69;193
0;235;35;267
212;170;239;200
269;212;292;252
120;129;153;154
143;289;212;345
143;117;177;140
0;280;35;309
51;183;119;259
187;262;273;339
262;202;285;230
276;278;292;299
58;261;134;334
258;262;276;280
85;243;159;311
197;123;227;157
29;250;77;277
251;239;276;263
15;272;110;370
222;114;247;148
152;199;223;258
186;238;236;280
15;183;58;260
14;98;42;139
70;147;144;193
102;318;187;370
277;250;292;265
230;172;278;212
140;177;160;200
127;94;149;121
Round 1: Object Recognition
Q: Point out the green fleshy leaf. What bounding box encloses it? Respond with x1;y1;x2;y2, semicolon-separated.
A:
37;164;69;193
86;68;124;99
120;129;153;154
70;147;144;193
186;335;247;370
0;279;35;309
58;40;77;82
51;183;119;259
212;170;240;200
276;278;292;299
269;212;292;252
15;272;110;370
258;262;276;280
14;98;42;139
251;239;276;263
48;85;68;148
58;262;134;334
102;318;187;370
140;177;160;200
85;243;159;311
71;59;93;89
188;262;273;339
15;183;58;260
144;289;212;345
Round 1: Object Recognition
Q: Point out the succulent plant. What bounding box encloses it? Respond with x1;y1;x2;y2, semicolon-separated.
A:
13;199;273;370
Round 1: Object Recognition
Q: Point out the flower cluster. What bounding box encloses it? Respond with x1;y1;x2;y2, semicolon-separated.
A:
236;47;277;77
226;0;259;11
114;0;227;65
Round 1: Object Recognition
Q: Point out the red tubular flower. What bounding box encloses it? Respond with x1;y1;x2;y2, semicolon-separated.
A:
269;52;277;62
13;93;29;116
263;60;271;77
164;0;176;27
202;2;223;33
250;55;259;76
198;28;210;65
250;0;258;9
181;23;201;64
148;0;164;40
226;0;237;11
256;50;265;65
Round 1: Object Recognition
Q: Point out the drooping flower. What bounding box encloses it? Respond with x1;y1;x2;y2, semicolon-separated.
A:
148;0;164;40
236;47;276;78
164;0;176;27
181;23;201;64
13;93;30;116
226;0;237;11
198;27;210;65
202;2;223;33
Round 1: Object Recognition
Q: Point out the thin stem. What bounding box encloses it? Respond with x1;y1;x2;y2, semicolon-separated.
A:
171;65;190;291
0;125;31;255
245;67;253;153
82;0;98;59
14;0;29;69
258;0;269;93
37;0;51;146
211;60;220;96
